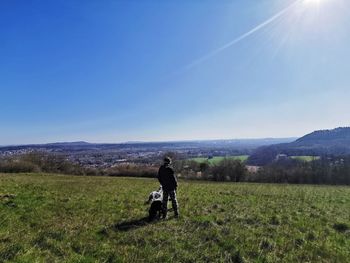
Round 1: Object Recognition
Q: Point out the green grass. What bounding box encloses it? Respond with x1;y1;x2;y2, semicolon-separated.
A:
191;155;249;164
1;173;350;262
291;156;321;162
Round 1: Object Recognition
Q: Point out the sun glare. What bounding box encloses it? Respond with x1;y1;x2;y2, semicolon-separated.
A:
303;0;328;6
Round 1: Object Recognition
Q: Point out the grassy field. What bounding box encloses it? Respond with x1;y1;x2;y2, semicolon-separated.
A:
191;155;249;164
0;173;349;262
291;156;321;162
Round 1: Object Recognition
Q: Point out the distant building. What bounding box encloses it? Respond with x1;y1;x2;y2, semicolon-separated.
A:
275;154;288;161
246;165;260;173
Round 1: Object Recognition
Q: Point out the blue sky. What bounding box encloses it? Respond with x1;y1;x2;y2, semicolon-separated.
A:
1;0;349;144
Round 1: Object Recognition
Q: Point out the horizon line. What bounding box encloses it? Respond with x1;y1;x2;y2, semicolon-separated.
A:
0;136;300;147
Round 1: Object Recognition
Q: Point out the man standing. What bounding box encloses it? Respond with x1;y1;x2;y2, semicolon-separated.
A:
158;157;179;219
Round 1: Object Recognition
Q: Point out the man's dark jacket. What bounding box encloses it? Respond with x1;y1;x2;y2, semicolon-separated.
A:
158;164;177;191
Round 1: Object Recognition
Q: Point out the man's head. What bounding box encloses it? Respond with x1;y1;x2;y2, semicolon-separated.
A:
163;157;172;165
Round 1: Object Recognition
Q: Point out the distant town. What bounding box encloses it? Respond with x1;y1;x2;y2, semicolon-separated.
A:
0;138;295;168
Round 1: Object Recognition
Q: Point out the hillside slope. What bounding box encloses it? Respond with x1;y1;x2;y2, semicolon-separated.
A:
1;174;349;262
248;127;350;165
295;127;350;146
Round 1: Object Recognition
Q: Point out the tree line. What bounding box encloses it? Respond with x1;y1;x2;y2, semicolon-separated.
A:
1;152;350;185
249;157;350;185
0;152;157;177
173;156;350;185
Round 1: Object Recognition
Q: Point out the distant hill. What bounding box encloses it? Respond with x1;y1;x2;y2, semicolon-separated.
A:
248;127;350;165
48;141;91;146
295;127;350;146
0;138;296;153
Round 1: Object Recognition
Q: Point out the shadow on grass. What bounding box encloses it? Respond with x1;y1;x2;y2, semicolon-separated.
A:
113;208;176;232
113;216;157;232
103;208;175;233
